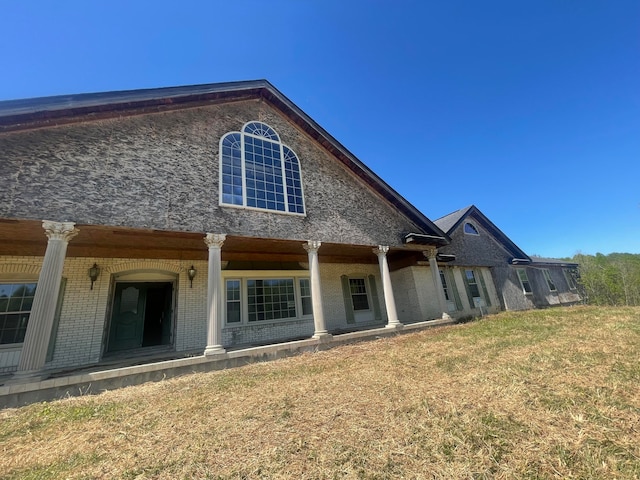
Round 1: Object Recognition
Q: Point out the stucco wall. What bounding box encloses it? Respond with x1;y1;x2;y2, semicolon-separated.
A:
391;266;442;322
0;99;421;247
438;218;513;268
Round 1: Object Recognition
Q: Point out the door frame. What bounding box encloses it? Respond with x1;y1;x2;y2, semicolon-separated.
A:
102;269;178;357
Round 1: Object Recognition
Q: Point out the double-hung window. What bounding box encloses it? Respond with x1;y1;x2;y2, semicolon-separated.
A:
517;269;533;294
0;282;37;345
464;269;491;308
349;278;370;311
220;121;305;215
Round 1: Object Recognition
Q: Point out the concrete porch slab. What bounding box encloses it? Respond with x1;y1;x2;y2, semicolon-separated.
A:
0;317;456;408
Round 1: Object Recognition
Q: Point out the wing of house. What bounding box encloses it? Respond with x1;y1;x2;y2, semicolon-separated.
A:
0;80;456;378
434;205;581;313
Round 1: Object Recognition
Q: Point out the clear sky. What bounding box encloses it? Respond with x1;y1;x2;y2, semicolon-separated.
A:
1;1;639;258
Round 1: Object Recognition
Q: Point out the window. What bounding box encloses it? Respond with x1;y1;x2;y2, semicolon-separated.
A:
464;222;479;235
542;269;557;292
220;121;305;215
0;282;36;345
439;269;459;312
564;269;577;290
349;278;370;311
299;278;313;315
225;276;311;325
248;279;296;322
517;269;532;294
465;270;481;299
226;280;241;323
439;270;451;301
464;269;491;308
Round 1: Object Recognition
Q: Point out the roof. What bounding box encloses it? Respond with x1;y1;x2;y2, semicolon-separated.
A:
434;205;529;261
529;257;579;267
0;80;448;243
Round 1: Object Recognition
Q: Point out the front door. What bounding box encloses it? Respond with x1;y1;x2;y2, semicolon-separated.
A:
107;282;173;353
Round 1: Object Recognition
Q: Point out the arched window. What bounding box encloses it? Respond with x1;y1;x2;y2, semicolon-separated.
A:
219;122;305;215
464;222;479;235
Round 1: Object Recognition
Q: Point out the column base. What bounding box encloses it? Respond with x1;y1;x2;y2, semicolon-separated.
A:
385;322;404;331
204;345;226;356
312;332;333;342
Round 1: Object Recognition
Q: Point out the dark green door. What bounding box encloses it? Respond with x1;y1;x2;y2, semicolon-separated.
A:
108;282;175;353
108;283;147;352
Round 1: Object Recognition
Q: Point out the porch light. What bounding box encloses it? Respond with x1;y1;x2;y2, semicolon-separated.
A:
88;263;100;290
187;265;197;288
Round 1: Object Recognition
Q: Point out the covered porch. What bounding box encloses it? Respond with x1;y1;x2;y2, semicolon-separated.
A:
0;218;449;382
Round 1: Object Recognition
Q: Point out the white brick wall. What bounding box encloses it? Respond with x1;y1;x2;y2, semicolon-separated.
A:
0;255;446;373
0;255;208;371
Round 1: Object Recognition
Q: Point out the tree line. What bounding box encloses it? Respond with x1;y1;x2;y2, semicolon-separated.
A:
572;253;640;306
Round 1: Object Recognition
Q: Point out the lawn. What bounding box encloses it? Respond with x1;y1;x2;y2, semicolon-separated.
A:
1;306;639;479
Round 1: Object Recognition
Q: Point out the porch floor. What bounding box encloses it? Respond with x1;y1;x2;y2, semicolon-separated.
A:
0;317;457;408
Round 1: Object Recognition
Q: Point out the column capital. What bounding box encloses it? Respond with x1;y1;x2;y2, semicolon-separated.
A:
42;221;78;242
204;233;226;249
373;245;389;257
422;246;438;259
303;240;322;254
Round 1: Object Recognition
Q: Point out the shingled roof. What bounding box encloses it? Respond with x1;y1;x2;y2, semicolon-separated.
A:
434;205;529;261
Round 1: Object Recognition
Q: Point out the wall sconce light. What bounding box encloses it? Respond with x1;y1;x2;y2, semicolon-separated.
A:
88;263;100;290
187;265;197;288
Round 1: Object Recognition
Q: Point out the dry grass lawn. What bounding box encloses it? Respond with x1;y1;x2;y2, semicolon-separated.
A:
1;306;639;479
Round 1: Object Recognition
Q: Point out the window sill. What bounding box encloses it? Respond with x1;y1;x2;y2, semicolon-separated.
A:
219;203;306;218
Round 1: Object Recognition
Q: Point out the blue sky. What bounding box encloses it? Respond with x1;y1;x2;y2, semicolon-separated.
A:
1;1;639;258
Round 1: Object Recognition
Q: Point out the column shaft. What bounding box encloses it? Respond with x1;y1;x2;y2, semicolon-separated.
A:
303;241;330;339
204;233;226;355
17;221;78;375
374;246;401;327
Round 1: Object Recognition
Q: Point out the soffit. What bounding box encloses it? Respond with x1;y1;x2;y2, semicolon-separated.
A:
0;218;423;268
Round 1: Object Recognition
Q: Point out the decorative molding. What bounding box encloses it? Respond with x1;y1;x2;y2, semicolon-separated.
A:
105;260;183;274
204;233;226;249
303;240;321;254
0;263;41;275
42;221;79;242
422;247;437;259
373;245;389;257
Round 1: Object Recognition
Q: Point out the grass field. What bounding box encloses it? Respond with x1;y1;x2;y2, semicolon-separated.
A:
1;306;639;479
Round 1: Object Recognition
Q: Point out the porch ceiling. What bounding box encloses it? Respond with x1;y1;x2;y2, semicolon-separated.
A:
0;218;425;268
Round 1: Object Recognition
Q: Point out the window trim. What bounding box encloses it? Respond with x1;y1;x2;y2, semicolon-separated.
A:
516;268;533;295
219;121;306;216
223;271;312;326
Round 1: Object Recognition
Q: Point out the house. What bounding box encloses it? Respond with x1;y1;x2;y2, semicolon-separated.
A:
434;205;581;314
0;80;458;379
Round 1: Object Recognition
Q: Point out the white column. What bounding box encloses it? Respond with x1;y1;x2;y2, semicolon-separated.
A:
373;246;401;328
16;221;78;376
204;233;226;356
425;247;452;320
303;241;331;340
